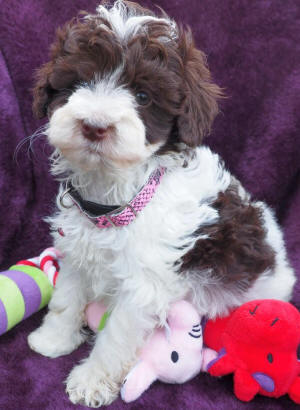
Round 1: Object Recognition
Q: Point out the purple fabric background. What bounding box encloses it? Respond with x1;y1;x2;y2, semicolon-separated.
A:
0;0;299;408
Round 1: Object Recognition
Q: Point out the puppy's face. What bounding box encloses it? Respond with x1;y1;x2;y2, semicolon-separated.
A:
33;1;221;171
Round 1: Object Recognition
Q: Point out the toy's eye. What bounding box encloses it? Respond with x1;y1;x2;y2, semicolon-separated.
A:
171;351;179;363
297;344;300;361
249;304;259;315
267;353;273;363
136;91;151;106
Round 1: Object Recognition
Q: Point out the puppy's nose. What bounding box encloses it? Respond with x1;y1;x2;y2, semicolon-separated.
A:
81;122;108;142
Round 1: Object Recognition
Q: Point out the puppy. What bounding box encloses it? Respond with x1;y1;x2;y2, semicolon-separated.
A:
28;1;296;407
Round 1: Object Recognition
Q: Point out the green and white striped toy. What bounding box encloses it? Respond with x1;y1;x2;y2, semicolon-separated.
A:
0;248;60;335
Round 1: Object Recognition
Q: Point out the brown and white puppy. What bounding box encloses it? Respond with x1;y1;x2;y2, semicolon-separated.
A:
28;1;295;407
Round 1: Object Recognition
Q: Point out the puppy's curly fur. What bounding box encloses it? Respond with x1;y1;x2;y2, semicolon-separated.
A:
28;1;295;407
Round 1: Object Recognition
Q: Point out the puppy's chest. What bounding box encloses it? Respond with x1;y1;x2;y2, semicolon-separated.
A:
52;147;231;279
52;187;199;285
52;202;170;280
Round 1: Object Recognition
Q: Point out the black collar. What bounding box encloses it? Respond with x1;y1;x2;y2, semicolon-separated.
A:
64;182;120;218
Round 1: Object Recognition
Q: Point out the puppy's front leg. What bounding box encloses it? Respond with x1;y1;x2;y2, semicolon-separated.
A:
28;261;87;358
66;298;161;407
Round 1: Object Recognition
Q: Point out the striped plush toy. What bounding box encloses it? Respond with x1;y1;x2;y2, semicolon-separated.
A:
0;248;61;335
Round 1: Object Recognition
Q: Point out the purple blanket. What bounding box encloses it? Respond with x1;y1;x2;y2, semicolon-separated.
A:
0;0;299;408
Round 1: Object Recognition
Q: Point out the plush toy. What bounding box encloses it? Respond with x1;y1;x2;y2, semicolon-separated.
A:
0;248;60;336
85;299;217;403
85;301;110;332
204;299;300;403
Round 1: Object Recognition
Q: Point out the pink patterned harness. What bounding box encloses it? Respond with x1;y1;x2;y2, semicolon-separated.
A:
59;167;165;229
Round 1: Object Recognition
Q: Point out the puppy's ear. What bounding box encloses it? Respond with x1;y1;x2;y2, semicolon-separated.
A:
32;20;75;119
177;27;222;147
32;62;55;118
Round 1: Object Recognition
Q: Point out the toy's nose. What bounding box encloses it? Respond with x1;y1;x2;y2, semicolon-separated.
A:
81;121;108;142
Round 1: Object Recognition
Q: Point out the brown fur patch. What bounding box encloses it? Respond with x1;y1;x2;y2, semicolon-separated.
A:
180;185;276;285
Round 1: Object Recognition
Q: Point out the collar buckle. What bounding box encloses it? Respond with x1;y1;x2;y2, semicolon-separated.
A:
59;187;73;209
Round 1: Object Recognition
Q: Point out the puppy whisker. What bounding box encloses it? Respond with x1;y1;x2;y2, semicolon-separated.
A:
13;124;48;165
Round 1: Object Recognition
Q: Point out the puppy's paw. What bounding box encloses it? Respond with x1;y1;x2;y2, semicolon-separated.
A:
66;361;119;407
28;322;86;358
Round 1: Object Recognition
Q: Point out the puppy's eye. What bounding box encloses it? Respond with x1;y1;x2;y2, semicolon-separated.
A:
136;91;150;106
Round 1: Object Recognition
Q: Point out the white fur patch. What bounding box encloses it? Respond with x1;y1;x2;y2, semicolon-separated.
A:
94;0;177;42
244;202;296;302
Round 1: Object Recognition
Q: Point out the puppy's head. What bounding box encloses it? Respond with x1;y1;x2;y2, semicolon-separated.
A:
33;0;221;171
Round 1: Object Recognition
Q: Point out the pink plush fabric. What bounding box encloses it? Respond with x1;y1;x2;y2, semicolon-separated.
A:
85;302;107;332
120;300;217;402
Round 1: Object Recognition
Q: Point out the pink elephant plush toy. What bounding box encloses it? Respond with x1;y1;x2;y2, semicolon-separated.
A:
85;300;217;403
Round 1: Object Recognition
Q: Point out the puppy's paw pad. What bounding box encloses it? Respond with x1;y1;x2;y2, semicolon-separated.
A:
66;362;119;407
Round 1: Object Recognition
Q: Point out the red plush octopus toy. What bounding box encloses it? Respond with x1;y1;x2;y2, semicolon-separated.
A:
204;299;300;403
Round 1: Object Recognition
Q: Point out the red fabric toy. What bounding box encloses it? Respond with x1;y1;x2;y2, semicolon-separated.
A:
204;299;300;403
